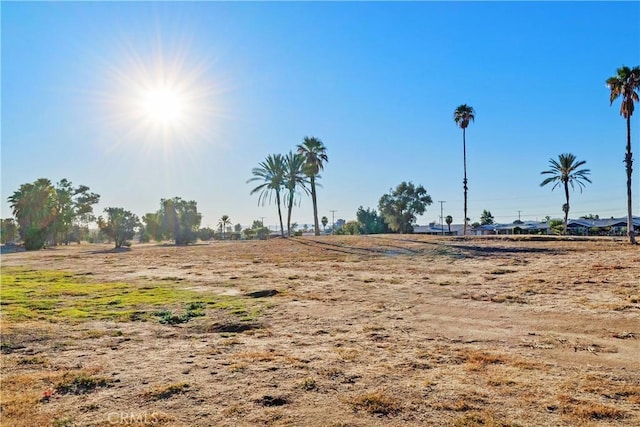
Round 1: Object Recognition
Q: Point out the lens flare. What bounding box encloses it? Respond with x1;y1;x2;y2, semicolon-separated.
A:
139;87;185;123
91;29;233;162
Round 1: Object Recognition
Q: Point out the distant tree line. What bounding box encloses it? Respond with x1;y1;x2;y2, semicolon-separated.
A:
3;177;279;250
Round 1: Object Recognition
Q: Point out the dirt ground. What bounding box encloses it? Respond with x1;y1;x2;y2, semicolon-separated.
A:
1;235;639;426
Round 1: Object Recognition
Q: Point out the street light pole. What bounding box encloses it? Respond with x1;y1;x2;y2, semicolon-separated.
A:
438;201;446;235
330;210;337;234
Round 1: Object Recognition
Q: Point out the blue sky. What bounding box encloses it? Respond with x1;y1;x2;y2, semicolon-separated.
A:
2;1;639;230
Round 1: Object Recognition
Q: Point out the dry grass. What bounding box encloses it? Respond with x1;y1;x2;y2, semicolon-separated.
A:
1;235;639;426
452;411;521;427
348;390;402;415
142;382;191;400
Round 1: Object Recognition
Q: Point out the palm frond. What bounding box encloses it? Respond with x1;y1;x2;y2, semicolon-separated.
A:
540;153;591;192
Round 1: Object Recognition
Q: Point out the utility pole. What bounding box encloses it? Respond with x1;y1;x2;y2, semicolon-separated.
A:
259;217;266;228
330;210;337;234
438;201;446;235
518;210;522;222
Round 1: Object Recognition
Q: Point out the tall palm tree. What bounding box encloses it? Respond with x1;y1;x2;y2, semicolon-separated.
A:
607;65;640;244
284;151;309;237
540;153;591;235
296;136;328;236
218;215;231;240
445;215;453;233
247;154;286;237
454;104;475;236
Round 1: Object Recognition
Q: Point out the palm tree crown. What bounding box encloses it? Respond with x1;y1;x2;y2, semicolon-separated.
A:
454;104;475;129
296;136;328;236
297;137;328;176
540;153;591;234
540;154;591;191
606;65;640;119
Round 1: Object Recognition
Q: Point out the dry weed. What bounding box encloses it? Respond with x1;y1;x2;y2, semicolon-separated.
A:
349;390;402;416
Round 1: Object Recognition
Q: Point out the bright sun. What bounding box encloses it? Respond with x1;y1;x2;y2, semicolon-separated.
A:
101;43;228;150
139;87;186;124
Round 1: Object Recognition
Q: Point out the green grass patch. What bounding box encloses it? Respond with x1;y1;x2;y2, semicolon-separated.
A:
0;267;260;323
153;306;205;325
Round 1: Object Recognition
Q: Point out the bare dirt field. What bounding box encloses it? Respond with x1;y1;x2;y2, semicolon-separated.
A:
1;235;639;426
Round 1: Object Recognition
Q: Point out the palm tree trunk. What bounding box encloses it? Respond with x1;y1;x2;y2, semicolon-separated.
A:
276;192;285;238
625;116;637;244
462;127;468;236
287;192;294;237
311;176;320;236
563;181;570;235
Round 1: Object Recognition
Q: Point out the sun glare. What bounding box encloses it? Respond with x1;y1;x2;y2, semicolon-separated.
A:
94;31;232;161
139;87;186;124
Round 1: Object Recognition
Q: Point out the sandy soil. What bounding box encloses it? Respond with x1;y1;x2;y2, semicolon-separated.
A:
1;235;639;426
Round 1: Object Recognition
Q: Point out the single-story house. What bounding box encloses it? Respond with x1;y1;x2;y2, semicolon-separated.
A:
475;221;551;235
414;223;467;236
566;216;640;236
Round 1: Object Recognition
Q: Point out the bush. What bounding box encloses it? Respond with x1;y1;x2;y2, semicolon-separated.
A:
154;303;206;325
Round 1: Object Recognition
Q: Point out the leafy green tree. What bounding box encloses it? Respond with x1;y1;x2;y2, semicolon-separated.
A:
445;215;453;232
480;210;495;225
321;216;328;231
540;153;591;235
342;221;360;235
97;208;140;249
284;151;309;237
234;223;242;233
454;104;475;236
248;154;286;237
242;228;255;240
198;227;216;241
8;178;58;250
218;215;231;240
548;218;564;235
141;213;163;242
244;220;269;240
607;65;640;244
356;206;388;234
378;182;433;233
297;136;328;236
159;198;202;245
1;218;19;244
51;179;100;245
